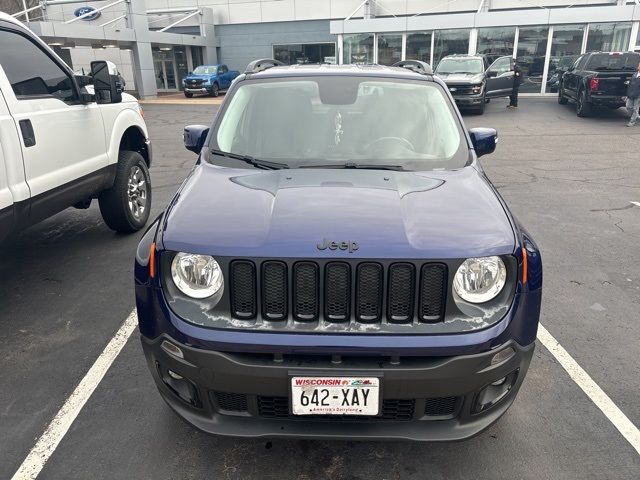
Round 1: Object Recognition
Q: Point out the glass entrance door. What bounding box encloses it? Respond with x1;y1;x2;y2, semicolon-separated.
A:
152;49;178;91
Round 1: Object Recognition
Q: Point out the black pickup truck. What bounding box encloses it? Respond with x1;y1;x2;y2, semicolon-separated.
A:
558;51;640;117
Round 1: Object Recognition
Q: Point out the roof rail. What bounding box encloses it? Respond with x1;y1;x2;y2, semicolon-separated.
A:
244;58;285;74
391;60;433;75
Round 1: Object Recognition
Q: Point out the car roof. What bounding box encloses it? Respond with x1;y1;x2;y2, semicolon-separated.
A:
244;63;433;81
441;54;485;59
0;12;24;27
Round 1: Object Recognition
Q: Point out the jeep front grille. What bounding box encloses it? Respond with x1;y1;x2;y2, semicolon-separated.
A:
229;260;447;325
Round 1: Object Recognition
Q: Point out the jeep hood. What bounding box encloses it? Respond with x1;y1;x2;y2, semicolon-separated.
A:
161;164;515;259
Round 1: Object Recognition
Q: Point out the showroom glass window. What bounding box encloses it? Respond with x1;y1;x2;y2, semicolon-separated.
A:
274;43;336;65
586;23;632;52
546;25;584;93
377;34;402;66
477;27;516;62
191;47;204;69
406;32;432;64
516;26;549;93
433;29;470;67
0;30;76;102
343;34;374;64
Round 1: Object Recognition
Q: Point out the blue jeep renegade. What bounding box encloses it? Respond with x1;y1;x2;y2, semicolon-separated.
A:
135;59;542;441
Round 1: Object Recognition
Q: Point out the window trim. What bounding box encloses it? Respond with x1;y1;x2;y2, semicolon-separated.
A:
0;25;82;105
272;42;338;65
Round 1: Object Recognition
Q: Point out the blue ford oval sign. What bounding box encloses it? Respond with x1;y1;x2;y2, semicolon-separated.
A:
74;6;101;21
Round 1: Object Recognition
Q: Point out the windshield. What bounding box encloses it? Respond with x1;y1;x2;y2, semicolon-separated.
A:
210;76;467;171
586;53;640;71
193;66;217;74
436;58;484;75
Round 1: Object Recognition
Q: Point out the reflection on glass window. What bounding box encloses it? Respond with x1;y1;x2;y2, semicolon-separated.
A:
546;24;584;93
406;32;432;64
516;26;549;94
273;43;336;65
586;23;631;53
433;29;470;68
344;34;374;64
477;27;516;63
377;34;402;66
191;47;203;69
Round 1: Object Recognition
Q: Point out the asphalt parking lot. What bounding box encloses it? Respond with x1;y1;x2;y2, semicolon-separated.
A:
1;96;639;479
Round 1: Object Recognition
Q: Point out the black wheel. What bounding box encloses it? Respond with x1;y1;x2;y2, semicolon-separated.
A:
558;84;568;105
576;89;591;117
184;91;193;98
99;150;151;233
476;96;486;114
211;82;220;97
485;98;491;103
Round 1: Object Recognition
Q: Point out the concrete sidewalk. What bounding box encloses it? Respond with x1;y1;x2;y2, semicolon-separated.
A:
140;92;225;105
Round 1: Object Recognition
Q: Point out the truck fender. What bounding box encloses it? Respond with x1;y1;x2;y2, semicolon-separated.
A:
106;107;150;168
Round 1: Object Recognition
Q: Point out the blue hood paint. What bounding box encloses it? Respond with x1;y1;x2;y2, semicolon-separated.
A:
161;164;515;259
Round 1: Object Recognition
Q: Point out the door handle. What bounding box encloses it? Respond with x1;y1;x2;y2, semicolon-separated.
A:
19;119;36;148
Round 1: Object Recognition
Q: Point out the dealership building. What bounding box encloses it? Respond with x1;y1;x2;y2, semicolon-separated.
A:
3;0;640;98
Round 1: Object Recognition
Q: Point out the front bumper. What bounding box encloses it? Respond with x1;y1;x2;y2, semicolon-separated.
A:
184;87;211;94
452;93;484;107
141;334;534;441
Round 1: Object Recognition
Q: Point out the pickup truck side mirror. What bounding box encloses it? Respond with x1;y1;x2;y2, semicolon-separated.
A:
486;70;498;78
469;127;498;158
184;125;209;154
91;60;122;104
74;74;95;104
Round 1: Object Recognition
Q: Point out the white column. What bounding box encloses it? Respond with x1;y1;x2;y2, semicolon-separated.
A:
373;33;378;64
430;31;434;66
469;28;478;55
629;21;639;51
401;32;406;61
128;0;157;99
513;27;519;59
338;34;344;65
581;24;589;54
541;26;554;95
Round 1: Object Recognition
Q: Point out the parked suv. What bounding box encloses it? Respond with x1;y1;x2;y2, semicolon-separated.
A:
435;54;515;114
0;14;152;242
135;59;542;441
182;64;240;98
558;51;640;117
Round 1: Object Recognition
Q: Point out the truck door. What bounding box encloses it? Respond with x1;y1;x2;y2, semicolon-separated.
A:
218;65;229;89
0;88;15;240
563;55;587;100
485;56;514;98
0;27;107;222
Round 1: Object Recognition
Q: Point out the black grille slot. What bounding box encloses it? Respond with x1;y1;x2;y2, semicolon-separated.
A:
230;261;257;319
419;264;447;323
356;263;383;323
262;261;287;320
257;396;290;418
387;263;415;323
424;396;458;417
324;262;351;322
293;262;319;321
213;391;248;412
381;399;415;420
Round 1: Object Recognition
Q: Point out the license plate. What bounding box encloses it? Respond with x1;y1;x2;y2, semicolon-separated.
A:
291;377;380;416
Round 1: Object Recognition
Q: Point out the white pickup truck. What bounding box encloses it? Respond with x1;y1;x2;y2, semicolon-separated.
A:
0;13;152;243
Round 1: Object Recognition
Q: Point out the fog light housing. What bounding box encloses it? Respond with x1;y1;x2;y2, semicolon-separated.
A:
156;362;201;408
161;340;184;359
490;346;515;366
473;370;519;413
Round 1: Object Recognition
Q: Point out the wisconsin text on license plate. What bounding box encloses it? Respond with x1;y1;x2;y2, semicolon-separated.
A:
291;377;380;416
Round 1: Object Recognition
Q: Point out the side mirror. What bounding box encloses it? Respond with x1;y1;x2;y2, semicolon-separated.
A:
188;71;193;75
90;60;122;104
184;125;209;154
486;70;498;78
469;127;497;158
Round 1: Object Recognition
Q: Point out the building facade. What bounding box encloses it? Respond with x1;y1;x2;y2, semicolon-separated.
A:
3;0;640;97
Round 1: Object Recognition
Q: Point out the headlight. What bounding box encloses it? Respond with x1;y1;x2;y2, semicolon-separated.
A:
471;84;483;94
171;252;223;299
453;256;506;304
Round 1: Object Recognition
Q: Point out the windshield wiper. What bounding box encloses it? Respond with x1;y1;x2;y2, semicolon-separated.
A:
210;149;288;170
299;162;405;171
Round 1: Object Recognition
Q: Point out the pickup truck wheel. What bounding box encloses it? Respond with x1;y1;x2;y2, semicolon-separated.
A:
99;150;151;233
475;96;486;114
184;92;193;98
576;89;591;117
211;83;220;97
558;86;568;105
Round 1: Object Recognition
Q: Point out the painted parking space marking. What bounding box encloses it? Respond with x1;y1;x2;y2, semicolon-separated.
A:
537;324;640;456
11;310;138;480
10;318;640;479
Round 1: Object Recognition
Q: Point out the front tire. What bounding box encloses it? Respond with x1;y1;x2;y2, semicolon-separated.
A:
475;96;486;114
576;89;591;117
99;151;151;233
184;91;193;98
211;82;220;97
558;84;568;105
